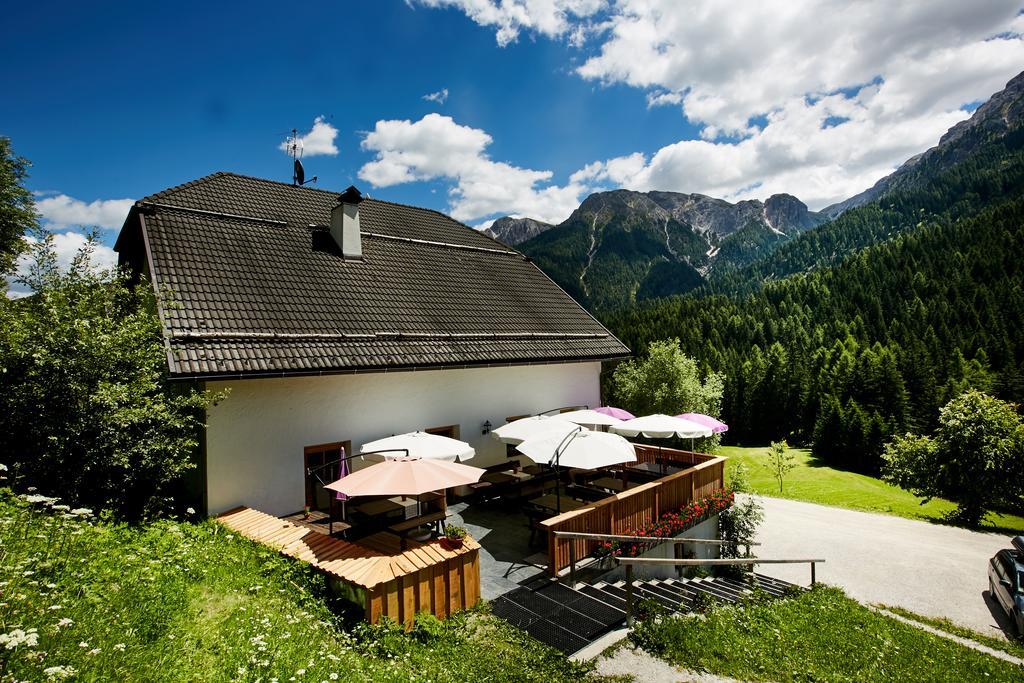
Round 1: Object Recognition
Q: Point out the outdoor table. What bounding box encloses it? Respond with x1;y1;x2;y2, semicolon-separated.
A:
627;461;682;476
590;476;628;492
526;493;586;514
355;496;418;518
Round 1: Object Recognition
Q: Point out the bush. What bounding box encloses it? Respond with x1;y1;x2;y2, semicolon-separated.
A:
0;235;216;518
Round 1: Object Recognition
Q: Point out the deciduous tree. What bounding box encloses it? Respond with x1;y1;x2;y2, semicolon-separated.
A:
882;390;1024;526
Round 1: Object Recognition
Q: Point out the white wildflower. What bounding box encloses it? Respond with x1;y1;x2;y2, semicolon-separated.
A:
330;674;339;681
186;507;195;515
114;643;126;651
0;463;7;471
48;604;62;610
71;508;93;517
51;504;70;512
88;648;101;655
78;641;89;648
56;618;73;629
22;494;58;505
43;665;76;680
0;627;39;649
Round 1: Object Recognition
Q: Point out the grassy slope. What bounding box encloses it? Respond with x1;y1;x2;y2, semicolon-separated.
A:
0;492;597;682
631;586;1024;682
720;445;1024;534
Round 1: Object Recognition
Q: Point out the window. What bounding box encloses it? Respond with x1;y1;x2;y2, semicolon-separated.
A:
303;441;351;512
425;424;460;439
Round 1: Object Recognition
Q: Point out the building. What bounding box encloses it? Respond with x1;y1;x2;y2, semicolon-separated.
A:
115;172;629;515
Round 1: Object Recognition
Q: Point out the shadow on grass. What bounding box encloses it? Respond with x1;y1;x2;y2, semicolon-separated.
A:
913;508;1024;536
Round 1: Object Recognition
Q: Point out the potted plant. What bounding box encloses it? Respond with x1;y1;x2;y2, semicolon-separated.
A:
302;505;311;520
441;525;467;550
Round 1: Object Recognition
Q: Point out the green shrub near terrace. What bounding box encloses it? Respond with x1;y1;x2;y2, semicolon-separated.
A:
0;490;598;682
631;585;1024;682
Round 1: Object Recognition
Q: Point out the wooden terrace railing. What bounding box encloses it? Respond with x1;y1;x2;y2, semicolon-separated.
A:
540;446;726;576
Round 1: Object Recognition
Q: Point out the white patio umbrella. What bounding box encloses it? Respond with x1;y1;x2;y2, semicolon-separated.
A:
611;414;713;474
491;414;580;446
516;428;637;513
360;431;475;462
516;429;636;468
611;414;713;439
556;409;624;428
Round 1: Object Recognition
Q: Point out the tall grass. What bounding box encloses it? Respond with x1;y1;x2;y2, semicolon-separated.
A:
0;486;595;682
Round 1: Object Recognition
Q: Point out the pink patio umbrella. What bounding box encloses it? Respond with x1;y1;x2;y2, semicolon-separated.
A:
593;406;636;420
675;413;729;434
325;457;484;498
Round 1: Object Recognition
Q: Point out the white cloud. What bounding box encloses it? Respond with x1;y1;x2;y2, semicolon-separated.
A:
359;113;588;223
417;0;1024;208
410;0;607;46
422;88;449;104
36;194;134;231
280;116;339;157
6;231;118;299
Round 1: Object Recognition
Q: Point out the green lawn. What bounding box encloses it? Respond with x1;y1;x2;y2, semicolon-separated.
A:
631;586;1024;682
879;604;1024;660
720;444;1024;534
0;491;604;682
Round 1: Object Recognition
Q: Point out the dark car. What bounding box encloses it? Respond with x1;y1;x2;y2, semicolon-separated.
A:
988;536;1024;634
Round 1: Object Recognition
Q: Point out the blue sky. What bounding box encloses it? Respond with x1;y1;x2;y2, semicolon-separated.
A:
2;0;1023;270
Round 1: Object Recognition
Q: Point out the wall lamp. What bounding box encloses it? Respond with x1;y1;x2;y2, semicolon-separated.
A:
481;420;492;435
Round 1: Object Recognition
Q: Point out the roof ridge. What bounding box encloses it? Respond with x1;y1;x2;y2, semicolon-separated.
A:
218;171;340;196
140;171;230;202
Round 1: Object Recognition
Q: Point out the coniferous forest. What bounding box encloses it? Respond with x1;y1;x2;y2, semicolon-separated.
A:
599;91;1024;475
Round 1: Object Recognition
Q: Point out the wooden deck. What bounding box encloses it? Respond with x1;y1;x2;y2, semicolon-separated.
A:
217;506;480;627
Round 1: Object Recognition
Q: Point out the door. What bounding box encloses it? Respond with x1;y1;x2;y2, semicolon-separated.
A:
303;441;350;512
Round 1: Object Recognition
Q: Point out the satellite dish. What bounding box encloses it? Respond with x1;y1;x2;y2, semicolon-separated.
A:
294;159;305;186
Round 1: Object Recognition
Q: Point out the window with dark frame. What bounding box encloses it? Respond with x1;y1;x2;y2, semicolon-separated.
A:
425;424;460;439
303;440;351;512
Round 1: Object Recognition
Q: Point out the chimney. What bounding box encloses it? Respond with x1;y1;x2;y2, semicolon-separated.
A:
330;185;364;259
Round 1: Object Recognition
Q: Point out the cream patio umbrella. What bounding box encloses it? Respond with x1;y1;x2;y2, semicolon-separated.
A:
491;414;580;446
515;428;637;513
360;431;475;462
556;409;624;428
611;414;713;474
611;414;714;439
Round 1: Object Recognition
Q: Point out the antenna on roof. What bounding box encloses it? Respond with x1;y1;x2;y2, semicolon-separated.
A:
286;128;318;187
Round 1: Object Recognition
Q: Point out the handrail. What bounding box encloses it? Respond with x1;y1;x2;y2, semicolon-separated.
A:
553;531;761;545
553;528;759;583
614;557;826;625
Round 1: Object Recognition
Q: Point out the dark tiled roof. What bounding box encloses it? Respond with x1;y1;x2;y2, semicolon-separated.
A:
125;173;628;378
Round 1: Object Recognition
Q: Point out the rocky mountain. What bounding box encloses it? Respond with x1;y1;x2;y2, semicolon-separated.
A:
518;189;824;310
484;216;553;246
822;70;1024;219
722;69;1024;288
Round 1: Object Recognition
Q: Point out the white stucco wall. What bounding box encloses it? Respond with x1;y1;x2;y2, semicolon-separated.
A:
599;515;721;582
204;362;602;515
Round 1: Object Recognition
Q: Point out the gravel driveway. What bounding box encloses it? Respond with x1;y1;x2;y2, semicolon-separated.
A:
747;494;1016;638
